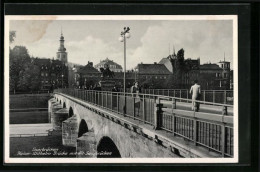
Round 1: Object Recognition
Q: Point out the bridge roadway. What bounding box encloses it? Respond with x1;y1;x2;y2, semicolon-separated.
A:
52;89;234;158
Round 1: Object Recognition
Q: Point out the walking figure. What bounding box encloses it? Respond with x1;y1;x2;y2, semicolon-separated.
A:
190;80;201;112
131;81;142;116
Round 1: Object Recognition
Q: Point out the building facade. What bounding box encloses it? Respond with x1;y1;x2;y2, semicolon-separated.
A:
159;49;232;90
33;58;68;91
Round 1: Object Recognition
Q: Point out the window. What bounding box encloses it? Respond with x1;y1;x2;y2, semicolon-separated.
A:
224;73;227;78
155;76;157;79
164;76;167;79
41;72;44;76
46;73;48;77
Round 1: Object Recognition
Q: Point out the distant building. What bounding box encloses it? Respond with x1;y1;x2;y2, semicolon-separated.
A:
159;49;231;90
33;58;68;91
95;58;123;72
159;57;173;73
135;62;172;88
74;62;101;89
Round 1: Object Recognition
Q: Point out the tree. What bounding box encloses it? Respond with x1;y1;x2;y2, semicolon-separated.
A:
18;63;41;91
9;46;31;92
174;48;185;88
9;31;16;43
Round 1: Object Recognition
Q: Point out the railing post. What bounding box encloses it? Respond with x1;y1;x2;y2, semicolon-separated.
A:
117;93;119;113
172;98;177;109
186;90;188;103
106;92;108;108
143;94;145;123
111;92;113;110
221;125;226;157
224;90;227;104
203;90;206;104
193;119;197;145
213;90;215;103
172;98;176;136
133;97;135;118
180;90;182;102
154;97;163;130
222;105;228;115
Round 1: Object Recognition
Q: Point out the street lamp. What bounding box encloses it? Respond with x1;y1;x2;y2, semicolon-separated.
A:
119;27;130;114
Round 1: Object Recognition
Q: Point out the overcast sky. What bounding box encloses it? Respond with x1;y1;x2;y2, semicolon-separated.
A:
10;19;233;70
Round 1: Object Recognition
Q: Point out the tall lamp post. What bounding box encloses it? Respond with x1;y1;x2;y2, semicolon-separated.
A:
119;27;131;114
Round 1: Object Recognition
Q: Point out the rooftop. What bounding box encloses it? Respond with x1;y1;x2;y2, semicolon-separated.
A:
200;63;222;70
137;63;172;75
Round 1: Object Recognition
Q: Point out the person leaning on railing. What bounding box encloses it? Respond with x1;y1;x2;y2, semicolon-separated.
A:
190;79;201;112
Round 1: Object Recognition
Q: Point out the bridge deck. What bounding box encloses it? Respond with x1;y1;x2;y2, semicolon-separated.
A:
61;93;223;158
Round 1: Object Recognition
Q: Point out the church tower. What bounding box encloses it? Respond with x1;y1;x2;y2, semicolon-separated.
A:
56;29;68;64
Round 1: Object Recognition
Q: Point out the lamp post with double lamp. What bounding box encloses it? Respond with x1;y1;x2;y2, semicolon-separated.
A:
119;27;131;115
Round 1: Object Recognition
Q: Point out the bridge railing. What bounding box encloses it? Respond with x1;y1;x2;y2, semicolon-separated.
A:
54;88;233;157
119;88;233;105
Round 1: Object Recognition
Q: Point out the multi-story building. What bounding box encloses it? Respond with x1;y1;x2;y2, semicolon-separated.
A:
33;58;68;91
94;58;123;72
135;63;172;88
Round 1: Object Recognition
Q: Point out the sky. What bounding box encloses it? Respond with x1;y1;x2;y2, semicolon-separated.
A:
10;19;234;70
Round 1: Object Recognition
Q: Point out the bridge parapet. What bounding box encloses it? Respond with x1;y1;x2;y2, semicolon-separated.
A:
54;88;233;157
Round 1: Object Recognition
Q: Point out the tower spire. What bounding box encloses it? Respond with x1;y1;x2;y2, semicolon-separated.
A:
224;52;225;61
61;26;63;36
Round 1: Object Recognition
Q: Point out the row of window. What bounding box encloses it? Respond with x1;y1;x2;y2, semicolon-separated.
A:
41;65;62;70
145;76;167;79
216;73;228;78
41;80;63;84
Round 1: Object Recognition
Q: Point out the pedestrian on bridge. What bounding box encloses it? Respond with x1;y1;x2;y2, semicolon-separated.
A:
190;80;201;112
131;81;142;117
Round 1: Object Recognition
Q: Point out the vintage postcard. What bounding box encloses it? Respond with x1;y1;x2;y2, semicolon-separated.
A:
4;15;238;163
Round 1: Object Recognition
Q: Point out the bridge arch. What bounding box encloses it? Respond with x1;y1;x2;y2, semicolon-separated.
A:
97;137;121;158
78;119;88;137
69;107;74;117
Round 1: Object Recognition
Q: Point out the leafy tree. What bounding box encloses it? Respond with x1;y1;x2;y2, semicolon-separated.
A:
18;63;41;91
9;31;16;43
174;48;185;88
9;46;31;92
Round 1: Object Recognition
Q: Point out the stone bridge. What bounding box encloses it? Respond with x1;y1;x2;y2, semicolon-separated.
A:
49;89;234;158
